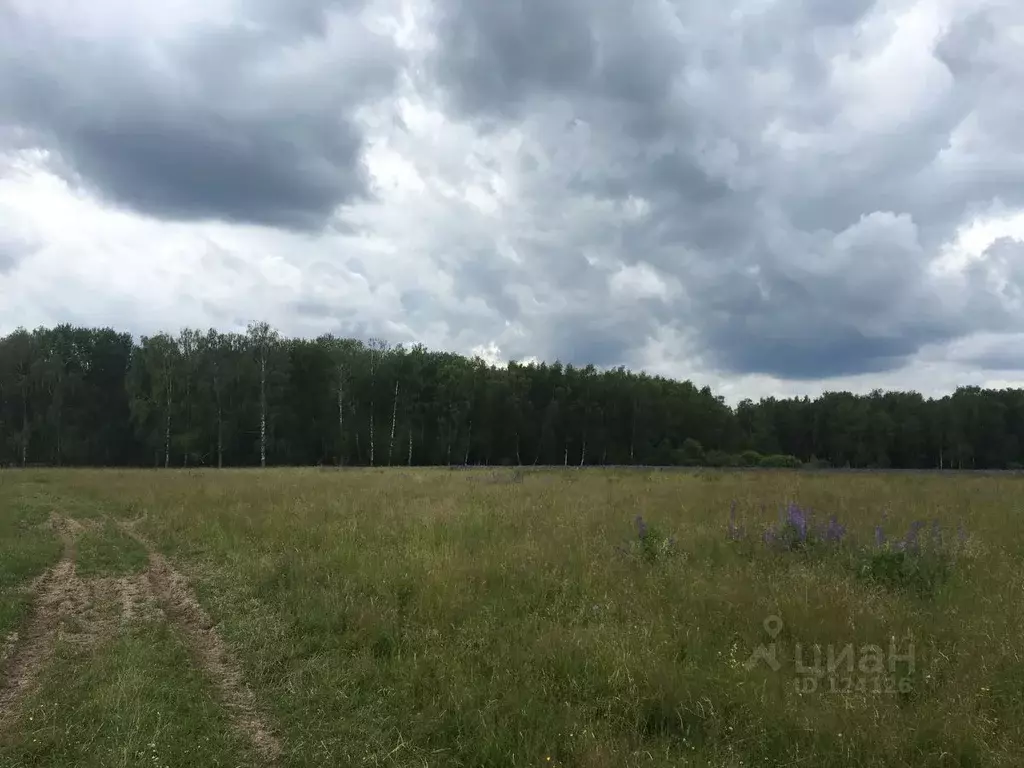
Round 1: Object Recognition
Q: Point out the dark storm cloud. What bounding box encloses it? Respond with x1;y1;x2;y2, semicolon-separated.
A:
430;0;1024;380
452;258;523;321
55;116;368;230
715;327;919;381
543;317;649;370
966;348;1024;372
689;212;963;377
246;0;367;35
0;2;400;230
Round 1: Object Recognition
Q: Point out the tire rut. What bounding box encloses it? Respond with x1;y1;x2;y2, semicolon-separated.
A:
3;514;282;764
0;514;80;732
119;521;283;765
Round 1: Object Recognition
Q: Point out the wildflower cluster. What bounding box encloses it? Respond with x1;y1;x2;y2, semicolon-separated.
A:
728;501;847;553
725;500;968;598
617;515;678;564
859;518;967;598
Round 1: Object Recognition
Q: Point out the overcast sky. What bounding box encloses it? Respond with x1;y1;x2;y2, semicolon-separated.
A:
2;0;1023;403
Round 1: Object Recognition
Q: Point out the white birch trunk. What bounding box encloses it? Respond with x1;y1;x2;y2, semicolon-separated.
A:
21;388;28;467
446;416;452;466
164;377;171;469
337;371;344;466
259;355;266;468
217;404;223;469
388;380;399;465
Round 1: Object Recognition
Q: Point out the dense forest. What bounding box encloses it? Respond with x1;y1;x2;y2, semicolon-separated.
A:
0;324;1021;470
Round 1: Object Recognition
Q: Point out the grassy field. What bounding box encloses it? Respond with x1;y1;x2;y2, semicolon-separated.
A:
0;467;1022;767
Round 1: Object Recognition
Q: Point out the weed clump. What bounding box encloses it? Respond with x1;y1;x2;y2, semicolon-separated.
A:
617;515;678;564
856;519;966;598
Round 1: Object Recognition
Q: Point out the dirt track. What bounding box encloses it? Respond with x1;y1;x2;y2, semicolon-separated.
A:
0;514;281;764
119;519;282;764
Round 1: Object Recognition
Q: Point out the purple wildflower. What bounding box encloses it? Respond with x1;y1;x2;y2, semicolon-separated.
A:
904;520;925;553
823;515;846;543
930;520;942;549
635;515;648;540
786;502;809;543
874;525;886;548
957;521;967;548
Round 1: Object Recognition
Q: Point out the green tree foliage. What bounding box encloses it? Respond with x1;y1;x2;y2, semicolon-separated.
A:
2;324;1024;468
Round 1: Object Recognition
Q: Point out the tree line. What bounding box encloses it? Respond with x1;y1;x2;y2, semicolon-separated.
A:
0;324;1021;470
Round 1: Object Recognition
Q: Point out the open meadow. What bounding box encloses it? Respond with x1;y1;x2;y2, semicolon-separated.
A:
0;468;1023;767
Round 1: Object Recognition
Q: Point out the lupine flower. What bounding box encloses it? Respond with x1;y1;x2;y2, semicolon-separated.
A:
635;515;648;540
904;520;926;553
957;521;967;547
786;502;808;542
874;525;886;548
823;515;846;543
930;520;942;549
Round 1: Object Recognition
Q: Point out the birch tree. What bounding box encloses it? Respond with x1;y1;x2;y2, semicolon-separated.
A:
127;333;179;468
367;337;389;467
246;322;282;468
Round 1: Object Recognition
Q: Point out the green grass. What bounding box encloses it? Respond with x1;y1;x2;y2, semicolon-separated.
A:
74;522;150;579
0;621;250;767
1;468;1023;766
0;477;63;656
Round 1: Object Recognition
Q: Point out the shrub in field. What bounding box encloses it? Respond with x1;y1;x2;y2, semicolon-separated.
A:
704;449;741;468
739;449;762;467
757;454;802;469
618;515;678;564
803;455;832;469
674;438;706;466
